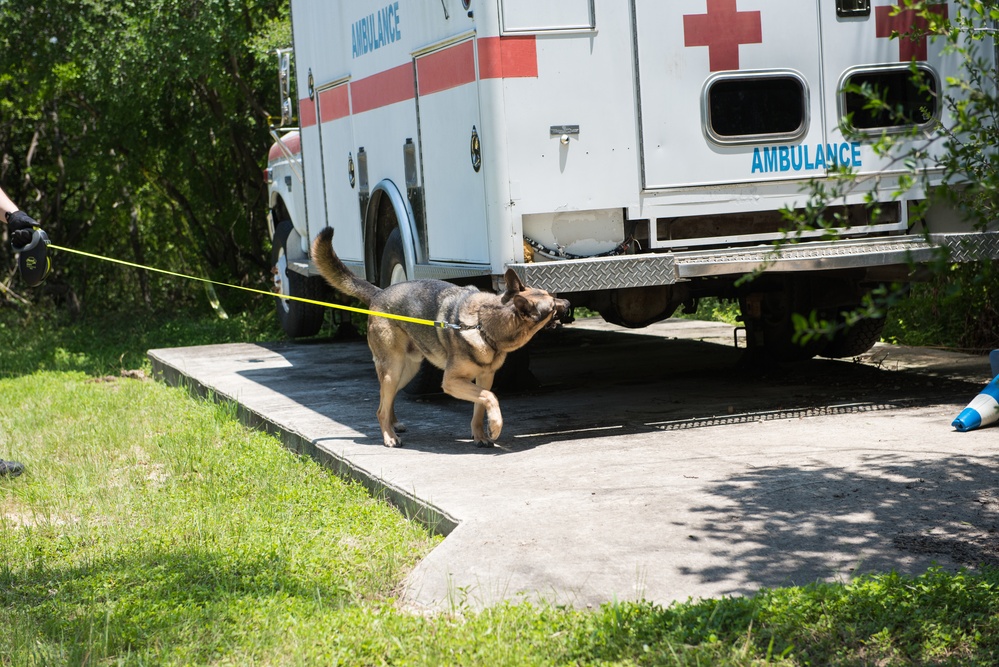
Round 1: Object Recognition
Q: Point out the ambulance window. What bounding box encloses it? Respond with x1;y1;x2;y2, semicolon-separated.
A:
705;73;807;145
841;66;938;132
836;0;870;18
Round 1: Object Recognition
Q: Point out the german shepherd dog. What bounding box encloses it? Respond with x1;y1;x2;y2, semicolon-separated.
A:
311;227;570;447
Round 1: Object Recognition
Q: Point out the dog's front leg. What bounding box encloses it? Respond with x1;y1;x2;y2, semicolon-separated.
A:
442;371;502;446
471;371;498;446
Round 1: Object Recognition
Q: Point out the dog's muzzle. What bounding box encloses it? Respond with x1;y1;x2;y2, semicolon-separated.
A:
547;298;572;329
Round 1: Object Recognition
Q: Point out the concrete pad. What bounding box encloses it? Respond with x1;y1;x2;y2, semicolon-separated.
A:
148;319;999;610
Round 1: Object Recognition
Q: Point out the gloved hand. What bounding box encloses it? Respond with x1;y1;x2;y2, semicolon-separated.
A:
7;210;38;250
7;210;50;286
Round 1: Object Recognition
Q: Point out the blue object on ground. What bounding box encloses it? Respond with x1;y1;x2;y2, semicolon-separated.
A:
952;375;999;432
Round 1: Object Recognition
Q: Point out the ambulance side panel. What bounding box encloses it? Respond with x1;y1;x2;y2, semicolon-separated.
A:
499;3;642;226
316;81;363;262
414;38;489;264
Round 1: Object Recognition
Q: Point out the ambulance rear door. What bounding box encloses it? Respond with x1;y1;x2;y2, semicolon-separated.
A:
819;0;962;178
634;0;827;189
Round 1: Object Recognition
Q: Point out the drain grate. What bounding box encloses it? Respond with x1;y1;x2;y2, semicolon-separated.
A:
646;399;920;431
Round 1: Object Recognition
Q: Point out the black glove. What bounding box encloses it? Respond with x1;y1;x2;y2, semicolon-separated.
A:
7;210;38;250
6;210;50;286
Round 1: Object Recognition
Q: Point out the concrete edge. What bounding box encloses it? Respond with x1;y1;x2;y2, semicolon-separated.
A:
147;348;460;538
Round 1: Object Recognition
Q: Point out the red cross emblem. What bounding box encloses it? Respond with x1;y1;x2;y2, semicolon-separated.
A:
683;0;763;72
875;2;949;61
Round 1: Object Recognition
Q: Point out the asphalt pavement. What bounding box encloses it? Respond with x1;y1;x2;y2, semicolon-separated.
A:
148;318;999;611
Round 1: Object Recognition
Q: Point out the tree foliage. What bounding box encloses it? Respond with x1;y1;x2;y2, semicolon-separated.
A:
0;0;290;314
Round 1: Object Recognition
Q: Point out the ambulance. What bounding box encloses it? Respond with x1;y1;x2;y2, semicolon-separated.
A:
265;0;999;360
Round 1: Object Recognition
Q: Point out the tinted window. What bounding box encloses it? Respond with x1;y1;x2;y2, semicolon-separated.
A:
707;76;806;141
837;0;870;17
843;67;938;130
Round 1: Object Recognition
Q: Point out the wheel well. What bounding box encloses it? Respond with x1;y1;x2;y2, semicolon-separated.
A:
270;198;291;235
275;195;291;220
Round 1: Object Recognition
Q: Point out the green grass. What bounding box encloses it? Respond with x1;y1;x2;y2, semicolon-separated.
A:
3;307;999;664
679;297;742;326
0;301;288;378
0;369;439;664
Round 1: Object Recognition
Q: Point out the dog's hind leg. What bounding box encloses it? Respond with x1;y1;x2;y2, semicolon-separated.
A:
391;354;424;432
442;371;502;446
374;355;411;447
373;345;424;447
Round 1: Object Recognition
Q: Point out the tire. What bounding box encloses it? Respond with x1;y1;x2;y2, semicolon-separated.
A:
822;315;886;359
379;227;408;287
741;292;829;363
272;219;326;338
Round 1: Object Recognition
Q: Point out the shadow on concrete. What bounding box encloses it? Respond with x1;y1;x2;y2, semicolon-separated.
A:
683;453;999;596
233;325;984;454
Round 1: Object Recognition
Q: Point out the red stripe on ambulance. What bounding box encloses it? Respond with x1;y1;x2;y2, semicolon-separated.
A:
298;35;538;127
477;36;538;79
417;39;476;95
350;62;416;114
298;98;317;128
319;86;350;123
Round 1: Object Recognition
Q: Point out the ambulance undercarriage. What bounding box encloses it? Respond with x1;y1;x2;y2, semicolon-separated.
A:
266;0;999;361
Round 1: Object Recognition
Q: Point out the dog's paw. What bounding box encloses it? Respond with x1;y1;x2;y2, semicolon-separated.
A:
487;414;503;441
474;438;495;448
394;422;407;433
383;434;404;448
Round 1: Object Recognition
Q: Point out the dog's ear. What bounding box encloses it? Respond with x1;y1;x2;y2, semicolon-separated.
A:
503;268;526;295
511;293;536;320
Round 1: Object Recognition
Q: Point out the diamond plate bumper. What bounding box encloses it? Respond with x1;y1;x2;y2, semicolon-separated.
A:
508;253;676;293
508;231;999;293
936;231;999;263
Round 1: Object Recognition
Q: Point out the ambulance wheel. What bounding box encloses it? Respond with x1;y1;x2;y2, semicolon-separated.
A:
741;292;828;363
379;227;408;287
272;220;325;338
822;314;886;359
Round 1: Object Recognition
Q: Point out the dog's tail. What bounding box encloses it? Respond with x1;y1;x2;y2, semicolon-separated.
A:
310;227;380;305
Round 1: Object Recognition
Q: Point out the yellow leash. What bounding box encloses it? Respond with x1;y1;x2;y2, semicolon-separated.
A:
48;243;462;330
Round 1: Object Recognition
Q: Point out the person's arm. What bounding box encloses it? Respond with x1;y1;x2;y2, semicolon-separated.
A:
0;185;20;218
1;186;37;245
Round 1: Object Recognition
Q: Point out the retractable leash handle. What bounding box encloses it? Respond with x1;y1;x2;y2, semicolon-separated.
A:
12;228;51;287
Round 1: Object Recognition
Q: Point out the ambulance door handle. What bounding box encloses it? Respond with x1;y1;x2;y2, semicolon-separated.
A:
550;125;580;145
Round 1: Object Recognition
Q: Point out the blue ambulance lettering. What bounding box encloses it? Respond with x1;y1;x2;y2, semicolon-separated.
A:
751;142;862;174
352;2;402;59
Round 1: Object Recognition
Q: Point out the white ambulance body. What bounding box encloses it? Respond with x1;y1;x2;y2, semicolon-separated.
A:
266;0;999;359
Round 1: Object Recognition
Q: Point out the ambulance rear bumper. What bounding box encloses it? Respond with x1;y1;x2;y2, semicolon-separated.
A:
508;231;999;293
